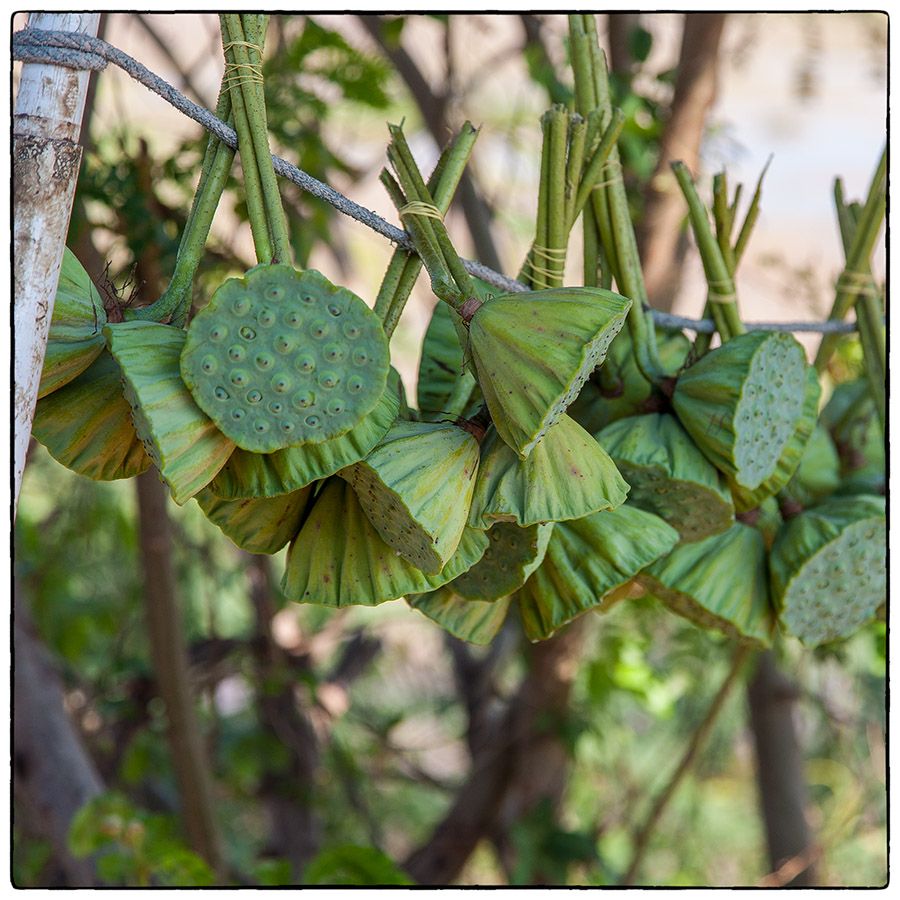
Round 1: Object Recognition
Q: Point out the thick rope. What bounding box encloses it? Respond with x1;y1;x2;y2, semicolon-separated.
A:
13;26;880;335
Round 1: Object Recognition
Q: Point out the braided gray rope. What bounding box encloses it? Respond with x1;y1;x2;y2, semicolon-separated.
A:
13;27;876;336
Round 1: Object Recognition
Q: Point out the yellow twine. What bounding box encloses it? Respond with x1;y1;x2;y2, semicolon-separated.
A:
223;40;263;57
836;271;881;296
708;290;737;305
529;244;567;262
222;40;264;88
398;201;444;222
523;255;560;282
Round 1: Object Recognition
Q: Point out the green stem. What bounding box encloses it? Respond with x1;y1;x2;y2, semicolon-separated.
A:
519;117;553;288
583;202;600;287
546;105;569;288
568;109;625;231
443;371;478;418
564;114;587;230
733;156;770;268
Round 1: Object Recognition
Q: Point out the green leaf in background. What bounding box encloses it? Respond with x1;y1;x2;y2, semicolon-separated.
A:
302;845;413;885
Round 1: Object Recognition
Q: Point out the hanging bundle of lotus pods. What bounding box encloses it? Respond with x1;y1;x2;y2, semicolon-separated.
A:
769;494;885;646
409;592;512;646
672;330;820;511
596;412;734;542
638;523;775;646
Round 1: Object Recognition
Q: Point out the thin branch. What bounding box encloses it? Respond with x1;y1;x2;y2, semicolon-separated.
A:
134;14;213;108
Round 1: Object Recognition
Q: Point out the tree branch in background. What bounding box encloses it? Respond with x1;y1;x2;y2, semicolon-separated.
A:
606;13;643;78
135;472;223;876
357;13;503;273
747;651;818;886
638;13;727;312
14;591;105;886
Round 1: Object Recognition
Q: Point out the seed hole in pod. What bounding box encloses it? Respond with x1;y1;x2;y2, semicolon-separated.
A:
266;286;284;301
343;322;361;339
348;375;364;393
311;322;329;340
281;421;294;433
305;414;320;428
232;408;245;420
268;400;284;414
209;325;227;342
201;356;217;374
271;375;291;393
254;420;270;434
302;293;316;304
352;349;370;366
285;310;302;327
327;303;342;317
326;400;345;415
255;353;274;370
293;391;315;409
233;297;251;316
240;325;257;341
296;356;316;374
324;344;345;362
258;308;276;327
230;369;249;387
228;344;246;362
214;386;230;401
246;390;262;404
274;336;293;354
319;372;339;389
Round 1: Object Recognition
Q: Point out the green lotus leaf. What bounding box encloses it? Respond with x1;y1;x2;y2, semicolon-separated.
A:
596;412;734;541
196;485;312;554
769;494;885;646
409;591;511;645
468;414;628;528
821;379;884;495
468;286;631;458
517;504;679;641
451;522;553;601
281;479;489;607
38;248;108;399
639;523;775;646
417;297;482;419
673;331;819;502
568;326;691;433
726;365;821;512
339;419;480;574
105;321;236;505
783;423;840;508
181;266;390;452
31;349;151;480
206;370;401;499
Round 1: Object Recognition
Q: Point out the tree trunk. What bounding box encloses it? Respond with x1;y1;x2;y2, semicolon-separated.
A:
14;13;100;514
638;13;727;311
746;651;818;886
607;13;642;78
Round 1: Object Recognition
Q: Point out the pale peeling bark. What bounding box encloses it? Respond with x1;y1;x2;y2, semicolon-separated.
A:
13;13;100;514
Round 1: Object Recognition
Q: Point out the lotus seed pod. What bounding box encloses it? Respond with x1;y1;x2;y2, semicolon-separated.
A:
181;266;390;452
38;248;108;399
467;286;631;458
672;331;820;508
451;522;553;601
769;494;885;647
638;523;775;646
281;479;489;606
339;419;480;574
596;413;734;542
568;327;691;434
32;350;151;480
106;321;236;504
409;591;511;645
744;496;783;551
206;369;401;499
417;297;482;419
516;504;679;641
468;414;628;529
196;485;312;555
821;380;885;496
783;423;841;508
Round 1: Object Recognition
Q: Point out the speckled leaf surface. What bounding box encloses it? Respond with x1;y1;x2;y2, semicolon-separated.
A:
32;349;151;480
639;523;774;646
340;420;480;574
409;592;511;645
468;287;630;458
106;321;236;504
469;415;628;528
282;479;489;607
206;371;401;499
596;413;733;541
39;248;107;398
196;485;312;554
181;266;389;452
517;504;678;641
770;494;885;646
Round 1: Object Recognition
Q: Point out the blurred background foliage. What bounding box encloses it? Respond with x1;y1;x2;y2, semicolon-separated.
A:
14;12;885;887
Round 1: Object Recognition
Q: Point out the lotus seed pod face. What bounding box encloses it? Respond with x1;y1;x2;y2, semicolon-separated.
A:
38;248;108;399
467;286;631;458
106;321;236;504
340;419;480;574
32;350;152;480
516;504;679;641
181;266;390;452
205;369;401;500
408;591;512;645
281;479;489;606
468;415;628;529
770;494;885;647
639;523;775;646
672;331;815;494
596;413;734;542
